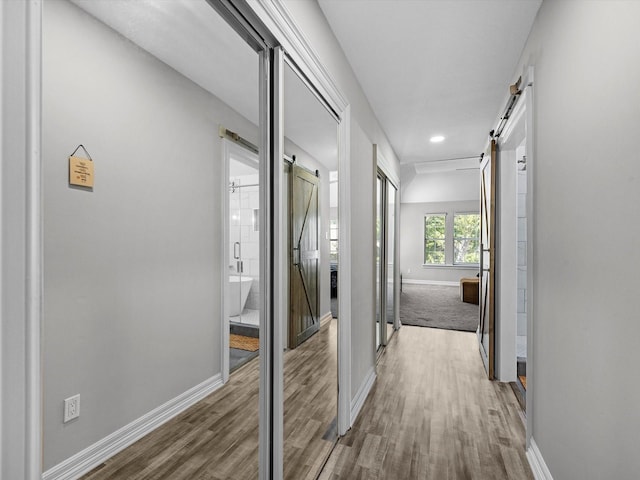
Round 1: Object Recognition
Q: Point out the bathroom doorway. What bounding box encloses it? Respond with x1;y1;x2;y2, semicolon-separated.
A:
226;141;261;373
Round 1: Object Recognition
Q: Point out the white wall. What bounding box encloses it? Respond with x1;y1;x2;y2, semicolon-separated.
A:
349;120;376;396
401;169;479;204
42;0;258;469
400;201;479;284
510;2;640;477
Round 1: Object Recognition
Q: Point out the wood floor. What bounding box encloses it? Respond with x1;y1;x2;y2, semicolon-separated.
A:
318;326;533;480
81;320;337;480
81;323;531;480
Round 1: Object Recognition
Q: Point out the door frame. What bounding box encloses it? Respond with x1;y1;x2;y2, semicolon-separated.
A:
374;146;401;351
221;138;261;383
497;68;535;448
263;14;353;443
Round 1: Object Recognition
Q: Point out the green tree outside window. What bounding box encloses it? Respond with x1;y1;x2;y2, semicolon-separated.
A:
424;214;446;264
454;213;480;264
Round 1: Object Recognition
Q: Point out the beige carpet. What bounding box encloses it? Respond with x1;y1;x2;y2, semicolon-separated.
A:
400;284;479;332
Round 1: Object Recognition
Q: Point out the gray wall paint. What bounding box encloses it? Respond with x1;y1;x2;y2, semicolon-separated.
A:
512;2;640;478
401;170;479;204
400;201;478;283
42;0;257;468
349;120;376;394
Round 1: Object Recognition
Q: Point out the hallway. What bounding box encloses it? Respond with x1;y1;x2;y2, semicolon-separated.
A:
319;326;533;479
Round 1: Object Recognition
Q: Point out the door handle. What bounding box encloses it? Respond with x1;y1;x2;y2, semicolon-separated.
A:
292;247;300;266
234;242;240;260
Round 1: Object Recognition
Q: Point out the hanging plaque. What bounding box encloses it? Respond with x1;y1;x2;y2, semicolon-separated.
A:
69;155;94;187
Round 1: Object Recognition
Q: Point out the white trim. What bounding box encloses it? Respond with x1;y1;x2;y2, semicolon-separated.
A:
524;78;535;447
320;312;333;327
222;139;261;385
1;0;43;478
248;1;349;114
527;438;554;480
221;139;231;384
402;279;460;287
42;375;223;480
337;106;352;436
422;264;479;270
350;367;375;425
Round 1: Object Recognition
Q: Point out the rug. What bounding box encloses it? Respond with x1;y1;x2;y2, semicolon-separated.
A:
519;375;527;389
400;283;479;332
230;334;260;352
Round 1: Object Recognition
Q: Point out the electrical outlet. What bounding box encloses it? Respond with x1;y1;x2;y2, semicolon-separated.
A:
64;394;80;423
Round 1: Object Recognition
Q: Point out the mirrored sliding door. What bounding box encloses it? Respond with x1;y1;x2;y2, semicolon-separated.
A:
376;165;399;353
282;58;339;480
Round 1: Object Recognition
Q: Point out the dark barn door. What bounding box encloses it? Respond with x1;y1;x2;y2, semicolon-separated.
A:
289;164;320;348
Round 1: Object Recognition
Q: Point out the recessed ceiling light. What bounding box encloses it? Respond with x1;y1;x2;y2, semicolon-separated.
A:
430;135;445;143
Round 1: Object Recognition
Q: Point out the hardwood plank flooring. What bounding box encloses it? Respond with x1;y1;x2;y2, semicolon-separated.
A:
284;319;337;480
81;320;337;480
318;326;533;480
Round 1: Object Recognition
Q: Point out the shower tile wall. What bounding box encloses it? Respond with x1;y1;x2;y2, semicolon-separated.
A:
516;168;527;338
230;173;260;310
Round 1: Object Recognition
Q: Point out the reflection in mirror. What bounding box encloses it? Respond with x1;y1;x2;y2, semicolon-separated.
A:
386;182;397;340
283;60;339;479
376;175;383;350
42;0;262;478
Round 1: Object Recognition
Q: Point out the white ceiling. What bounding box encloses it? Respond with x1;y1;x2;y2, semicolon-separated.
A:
69;0;539;174
318;0;542;165
71;0;260;124
70;0;337;170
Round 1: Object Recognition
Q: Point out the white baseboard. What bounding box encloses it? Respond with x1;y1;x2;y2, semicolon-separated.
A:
527;438;554;480
320;311;333;327
402;279;459;287
350;367;376;426
43;374;224;480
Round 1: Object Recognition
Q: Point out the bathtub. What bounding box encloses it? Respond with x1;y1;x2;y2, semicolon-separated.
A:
229;275;253;317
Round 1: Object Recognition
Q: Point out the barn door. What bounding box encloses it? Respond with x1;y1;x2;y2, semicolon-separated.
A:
478;140;497;378
289;164;320;348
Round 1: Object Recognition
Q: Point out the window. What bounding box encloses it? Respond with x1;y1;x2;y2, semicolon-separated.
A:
454;213;480;264
424;214;446;264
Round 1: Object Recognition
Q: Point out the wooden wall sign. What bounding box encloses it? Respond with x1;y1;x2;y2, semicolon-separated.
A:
69;156;94;187
68;145;94;188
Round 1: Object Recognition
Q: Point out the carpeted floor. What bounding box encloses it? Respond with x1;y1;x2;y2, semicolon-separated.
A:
400;283;479;332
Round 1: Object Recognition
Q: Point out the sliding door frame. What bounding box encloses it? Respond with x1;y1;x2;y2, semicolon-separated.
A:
375;159;400;354
252;2;353;443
